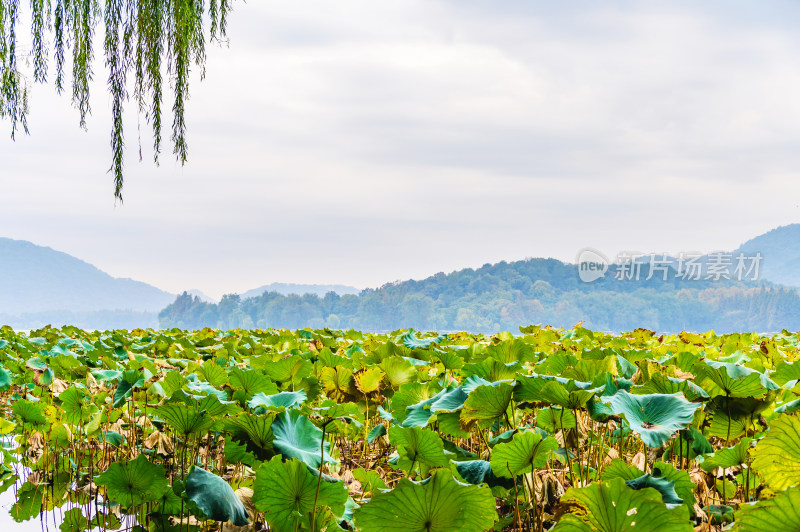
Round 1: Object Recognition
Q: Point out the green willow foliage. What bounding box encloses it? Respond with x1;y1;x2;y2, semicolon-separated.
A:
0;0;233;200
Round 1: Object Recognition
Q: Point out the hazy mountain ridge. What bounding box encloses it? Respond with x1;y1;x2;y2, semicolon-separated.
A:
733;223;800;288
3;223;799;332
0;237;173;329
160;257;800;333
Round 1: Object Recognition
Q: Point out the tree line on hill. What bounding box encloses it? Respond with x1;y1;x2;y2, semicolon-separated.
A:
158;258;800;333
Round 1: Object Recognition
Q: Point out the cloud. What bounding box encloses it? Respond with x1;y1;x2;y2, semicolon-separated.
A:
1;0;799;298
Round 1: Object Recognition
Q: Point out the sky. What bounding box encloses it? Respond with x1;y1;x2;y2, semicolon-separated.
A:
2;0;800;300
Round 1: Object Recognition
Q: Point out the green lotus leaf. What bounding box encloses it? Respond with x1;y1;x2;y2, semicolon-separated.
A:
772;360;800;386
699;438;752;471
226;413;275;456
95;455;169;507
537;380;599;409
486;338;535;364
319;365;359;401
399;330;446;350
185;379;228;401
253;456;348;532
228;368;276;400
490;430;557;478
562;356;616;383
353;469;497;532
199;359;228;387
185;466;249;526
455;460;515;490
634;373;709;402
753;414;800;489
155;403;215;437
0;367;12;391
389;382;436;423
615;354;637;379
433;350;464;371
223;436;257;467
552;478;693;531
59;508;89;532
113;370;146;408
59;387;98;426
652;461;696;515
602;458;643;481
90;369;122;383
775;397;800;414
675;425;714;460
430;386;470;413
272;409;335;467
261;355;313;387
403;386;453;428
733;485;800;530
437;412;471;439
596;373;634;397
694;360;778;398
100;430;126;447
12;399;47;427
37;367;54;386
152;481;187;516
514;374;593;402
378;356;418;388
10;481;43;522
313;401;362;421
352;467;388;496
355;367;385;394
704;504;734;525
25;357;47;371
367;423;387;444
460;382;514;429
625;474;683;506
389;425;448;472
705;407;753;440
462;358;518;382
536;406;577;433
603;391;700;448
248;390;307;410
190;393;240;417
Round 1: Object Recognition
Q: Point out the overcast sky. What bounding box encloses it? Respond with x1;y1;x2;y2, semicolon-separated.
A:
2;0;800;299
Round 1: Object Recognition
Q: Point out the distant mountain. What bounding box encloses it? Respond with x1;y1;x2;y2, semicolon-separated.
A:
185;289;217;303
160;255;800;334
733;224;800;288
0;237;174;329
241;282;360;299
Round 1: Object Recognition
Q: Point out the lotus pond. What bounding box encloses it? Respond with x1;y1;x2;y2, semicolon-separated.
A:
1;324;799;531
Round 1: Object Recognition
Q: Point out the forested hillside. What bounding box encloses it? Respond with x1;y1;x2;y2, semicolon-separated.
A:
159;258;800;333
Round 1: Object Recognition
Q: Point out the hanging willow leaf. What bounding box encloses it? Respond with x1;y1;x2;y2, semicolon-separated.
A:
1;0;236;200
